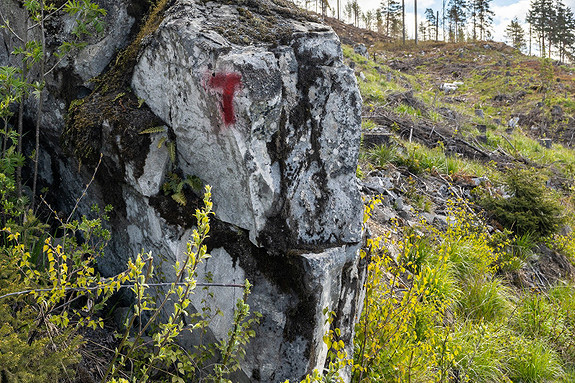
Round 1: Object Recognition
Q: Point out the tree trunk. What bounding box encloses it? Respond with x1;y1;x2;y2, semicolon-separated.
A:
414;0;418;44
16;22;28;199
436;10;439;41
32;0;46;208
442;0;445;41
402;0;405;43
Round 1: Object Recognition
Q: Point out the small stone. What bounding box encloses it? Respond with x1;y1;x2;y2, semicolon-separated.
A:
472;177;487;186
551;105;563;118
508;117;519;128
539;138;552;149
380;176;394;190
421;212;436;224
438;184;449;198
354;43;369;58
435;215;448;226
385;189;398;200
398;209;411;220
475;109;485;119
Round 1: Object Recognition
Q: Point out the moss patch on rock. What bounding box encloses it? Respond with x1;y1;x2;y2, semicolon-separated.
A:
207;0;321;46
62;0;172;174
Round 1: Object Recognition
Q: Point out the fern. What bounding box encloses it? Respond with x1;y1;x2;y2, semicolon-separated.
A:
171;192;186;206
162;173;204;206
185;175;204;193
139;126;167;135
167;141;176;163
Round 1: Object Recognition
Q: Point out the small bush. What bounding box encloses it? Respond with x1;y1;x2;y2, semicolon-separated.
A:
480;168;564;238
451;323;508;382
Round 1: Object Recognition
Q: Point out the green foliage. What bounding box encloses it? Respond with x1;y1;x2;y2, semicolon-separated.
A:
491;231;536;272
354;198;575;382
163;172;204;206
366;144;399;167
457;277;510;321
367;140;490;176
508;339;564;382
450;323;509;382
1;0;106;205
105;187;260;383
480;168;564;238
0;2;261;383
0;186;259;383
0;304;83;383
0;203;121;381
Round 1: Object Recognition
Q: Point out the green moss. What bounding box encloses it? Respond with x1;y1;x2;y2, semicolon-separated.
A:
62;0;170;169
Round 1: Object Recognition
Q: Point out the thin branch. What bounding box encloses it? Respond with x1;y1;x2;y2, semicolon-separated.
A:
0;9;25;43
0;282;247;300
27;2;68;30
67;153;102;223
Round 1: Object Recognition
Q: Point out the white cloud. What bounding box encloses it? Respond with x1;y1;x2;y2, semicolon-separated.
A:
491;0;531;42
336;0;536;44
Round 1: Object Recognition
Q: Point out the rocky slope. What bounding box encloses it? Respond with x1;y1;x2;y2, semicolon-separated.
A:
327;23;575;288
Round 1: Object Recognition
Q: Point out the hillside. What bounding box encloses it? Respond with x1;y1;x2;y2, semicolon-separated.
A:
332;19;575;382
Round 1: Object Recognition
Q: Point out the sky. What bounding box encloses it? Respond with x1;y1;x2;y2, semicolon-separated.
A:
349;0;575;43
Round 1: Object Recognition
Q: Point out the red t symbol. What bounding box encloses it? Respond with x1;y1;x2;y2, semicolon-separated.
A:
208;72;242;126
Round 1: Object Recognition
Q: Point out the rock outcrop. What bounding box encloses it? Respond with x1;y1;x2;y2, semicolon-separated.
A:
0;0;365;381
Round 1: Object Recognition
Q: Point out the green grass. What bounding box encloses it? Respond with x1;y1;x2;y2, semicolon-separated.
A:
366;139;493;177
351;41;575;383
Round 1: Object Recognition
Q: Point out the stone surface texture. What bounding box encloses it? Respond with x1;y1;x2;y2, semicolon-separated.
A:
0;0;365;381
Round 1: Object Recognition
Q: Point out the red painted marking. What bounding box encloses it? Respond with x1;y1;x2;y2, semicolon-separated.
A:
207;72;242;126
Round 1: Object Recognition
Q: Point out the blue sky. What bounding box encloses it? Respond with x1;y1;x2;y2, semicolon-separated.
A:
351;0;575;42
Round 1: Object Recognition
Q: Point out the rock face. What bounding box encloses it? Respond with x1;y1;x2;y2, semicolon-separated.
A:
0;0;365;381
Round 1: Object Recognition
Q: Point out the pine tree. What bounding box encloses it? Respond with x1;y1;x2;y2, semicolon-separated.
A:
380;0;402;38
550;0;575;62
419;21;427;40
476;0;494;40
352;0;361;27
363;10;375;30
505;17;526;51
376;8;384;33
344;1;354;23
447;0;467;42
424;8;438;41
526;0;554;57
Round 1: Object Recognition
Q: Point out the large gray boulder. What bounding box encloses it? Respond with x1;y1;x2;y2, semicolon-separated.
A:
1;0;365;381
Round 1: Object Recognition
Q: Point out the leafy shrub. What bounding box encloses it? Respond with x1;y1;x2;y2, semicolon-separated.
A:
480;168;564;238
490;230;536;272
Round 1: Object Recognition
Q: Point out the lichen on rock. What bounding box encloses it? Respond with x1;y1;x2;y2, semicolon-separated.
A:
5;0;366;381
